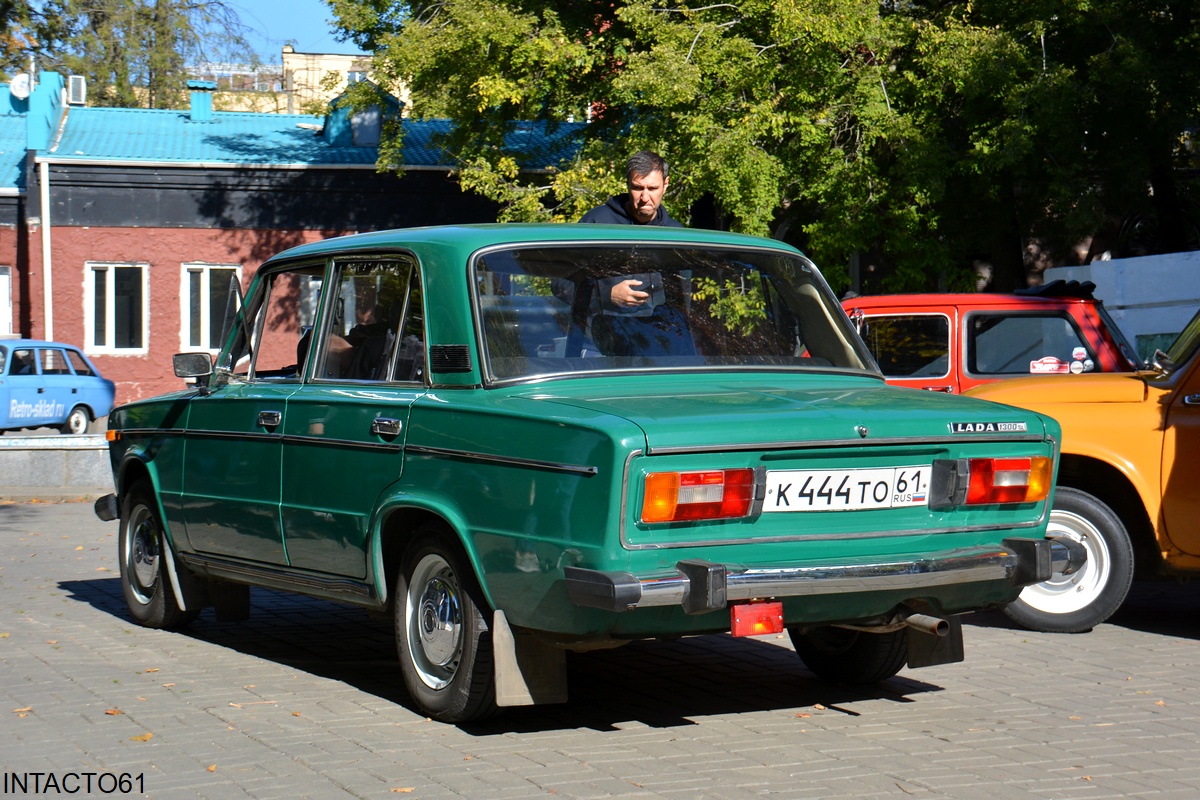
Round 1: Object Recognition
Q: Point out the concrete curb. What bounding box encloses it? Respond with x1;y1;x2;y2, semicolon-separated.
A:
0;434;113;501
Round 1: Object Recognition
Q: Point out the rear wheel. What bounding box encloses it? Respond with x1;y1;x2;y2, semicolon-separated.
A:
1003;486;1134;633
789;626;908;684
395;526;496;723
60;405;89;435
118;481;198;629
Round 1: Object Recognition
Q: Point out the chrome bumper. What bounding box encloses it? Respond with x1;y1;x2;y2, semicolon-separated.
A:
564;537;1082;614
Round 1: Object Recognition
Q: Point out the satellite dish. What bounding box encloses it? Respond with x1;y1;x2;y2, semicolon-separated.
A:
9;73;30;100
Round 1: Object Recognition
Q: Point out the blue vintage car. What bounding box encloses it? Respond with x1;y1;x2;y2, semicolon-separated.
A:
0;339;115;434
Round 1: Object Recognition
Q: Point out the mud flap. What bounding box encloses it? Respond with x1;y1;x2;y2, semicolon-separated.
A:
493;610;568;707
906;615;965;669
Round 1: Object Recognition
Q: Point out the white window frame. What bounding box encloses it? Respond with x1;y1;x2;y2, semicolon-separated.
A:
84;261;150;355
180;262;243;354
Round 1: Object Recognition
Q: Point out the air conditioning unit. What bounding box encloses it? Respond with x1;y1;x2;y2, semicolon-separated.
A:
67;75;86;105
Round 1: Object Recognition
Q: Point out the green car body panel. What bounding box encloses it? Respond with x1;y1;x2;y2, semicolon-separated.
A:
100;224;1069;720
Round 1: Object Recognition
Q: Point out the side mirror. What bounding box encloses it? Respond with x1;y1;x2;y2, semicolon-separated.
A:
173;352;214;395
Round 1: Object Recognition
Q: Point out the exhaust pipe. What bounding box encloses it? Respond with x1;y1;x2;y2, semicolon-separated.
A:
905;613;950;637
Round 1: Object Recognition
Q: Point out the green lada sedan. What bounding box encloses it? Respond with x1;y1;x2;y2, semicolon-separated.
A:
95;224;1078;723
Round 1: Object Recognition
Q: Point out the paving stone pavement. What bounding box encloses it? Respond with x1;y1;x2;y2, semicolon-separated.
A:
3;500;1200;799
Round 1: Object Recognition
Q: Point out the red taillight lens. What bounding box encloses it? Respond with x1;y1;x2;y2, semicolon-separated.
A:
641;469;755;523
965;457;1052;504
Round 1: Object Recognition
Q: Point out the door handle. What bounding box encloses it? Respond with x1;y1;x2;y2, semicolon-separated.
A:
371;417;402;437
38;387;45;393
257;410;282;427
922;386;953;393
1184;394;1200;406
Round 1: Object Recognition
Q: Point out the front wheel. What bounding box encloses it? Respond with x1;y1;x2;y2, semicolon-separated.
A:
395;526;496;723
60;405;89;435
1003;486;1134;633
789;626;908;684
118;481;197;629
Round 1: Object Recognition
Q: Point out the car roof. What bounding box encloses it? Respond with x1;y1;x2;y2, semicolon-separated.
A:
842;293;1093;310
0;339;86;350
263;223;803;267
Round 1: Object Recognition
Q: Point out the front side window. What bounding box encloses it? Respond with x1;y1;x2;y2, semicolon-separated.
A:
859;314;950;378
968;312;1095;375
224;264;325;380
87;262;146;352
473;244;870;381
184;263;241;352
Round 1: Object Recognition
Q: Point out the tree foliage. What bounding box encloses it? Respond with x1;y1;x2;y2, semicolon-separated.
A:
327;1;1200;291
7;1;255;108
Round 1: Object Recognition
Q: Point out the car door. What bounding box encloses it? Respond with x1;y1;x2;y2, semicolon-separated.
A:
857;311;958;392
1160;333;1200;555
37;347;80;426
4;347;53;428
280;256;427;577
180;264;325;565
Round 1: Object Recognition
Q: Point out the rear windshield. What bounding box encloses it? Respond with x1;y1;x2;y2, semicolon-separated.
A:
472;244;872;382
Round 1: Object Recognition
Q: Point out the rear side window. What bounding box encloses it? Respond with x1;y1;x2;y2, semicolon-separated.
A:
968;313;1095;375
859;314;950;377
65;350;96;376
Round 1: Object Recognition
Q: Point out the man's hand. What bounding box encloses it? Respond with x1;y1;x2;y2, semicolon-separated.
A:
610;279;650;308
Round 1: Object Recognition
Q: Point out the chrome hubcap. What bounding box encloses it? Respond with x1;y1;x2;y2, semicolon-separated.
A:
406;554;463;690
125;506;161;605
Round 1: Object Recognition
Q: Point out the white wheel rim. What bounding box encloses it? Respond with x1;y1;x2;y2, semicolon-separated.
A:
124;505;161;606
1018;509;1112;615
404;554;463;690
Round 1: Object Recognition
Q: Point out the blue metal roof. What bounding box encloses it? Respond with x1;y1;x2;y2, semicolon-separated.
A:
0;111;26;190
45;105;584;171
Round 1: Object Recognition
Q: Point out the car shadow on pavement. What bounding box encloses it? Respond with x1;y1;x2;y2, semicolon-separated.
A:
59;576;944;732
965;580;1200;641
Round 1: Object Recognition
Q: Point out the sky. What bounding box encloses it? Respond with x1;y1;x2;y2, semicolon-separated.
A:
227;0;367;62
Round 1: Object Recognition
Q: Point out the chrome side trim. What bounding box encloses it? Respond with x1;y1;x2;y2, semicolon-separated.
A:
648;433;1045;456
406;444;598;476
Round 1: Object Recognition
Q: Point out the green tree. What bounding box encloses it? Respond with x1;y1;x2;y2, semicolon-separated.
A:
12;1;255;108
330;0;1200;292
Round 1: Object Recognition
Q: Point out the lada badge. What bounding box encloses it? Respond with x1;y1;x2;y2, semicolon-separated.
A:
950;421;1028;433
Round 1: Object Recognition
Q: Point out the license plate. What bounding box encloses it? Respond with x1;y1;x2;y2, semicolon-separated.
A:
763;466;932;512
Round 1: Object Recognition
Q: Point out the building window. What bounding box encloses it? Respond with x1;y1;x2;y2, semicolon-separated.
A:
183;263;241;352
86;262;148;353
347;70;368;84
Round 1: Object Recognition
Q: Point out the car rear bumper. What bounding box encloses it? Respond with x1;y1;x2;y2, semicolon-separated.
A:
564;537;1083;614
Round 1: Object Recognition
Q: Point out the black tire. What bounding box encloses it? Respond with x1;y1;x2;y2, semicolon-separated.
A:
789;626;908;684
1003;486;1134;633
118;481;198;629
395;526;497;723
60;405;89;435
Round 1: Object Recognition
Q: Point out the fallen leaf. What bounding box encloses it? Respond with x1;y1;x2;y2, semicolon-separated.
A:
0;633;9;639
162;683;175;687
292;712;301;717
46;640;57;645
105;709;123;716
206;765;217;773
1155;700;1166;706
463;756;473;761
390;789;414;794
145;668;159;673
1069;716;1082;721
795;713;812;718
75;546;84;551
1080;776;1092;782
12;707;31;713
96;567;110;572
813;704;826;710
130;733;153;742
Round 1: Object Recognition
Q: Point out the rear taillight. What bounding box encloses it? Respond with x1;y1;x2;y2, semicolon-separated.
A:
641;469;755;523
965;457;1052;505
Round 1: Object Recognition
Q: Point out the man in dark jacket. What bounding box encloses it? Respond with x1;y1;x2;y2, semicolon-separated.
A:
579;151;683;307
580;150;683;227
